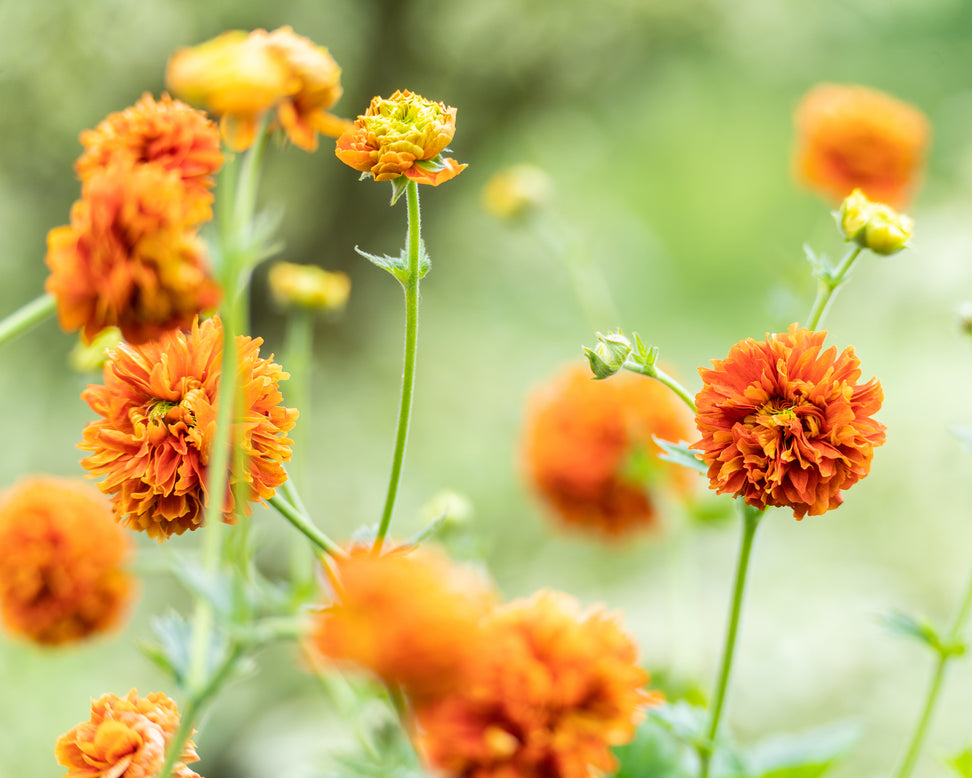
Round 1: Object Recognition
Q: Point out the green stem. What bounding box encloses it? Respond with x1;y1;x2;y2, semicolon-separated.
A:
268;494;347;559
0;293;56;348
891;566;972;778
624;359;698;414
283;308;314;582
699;502;763;778
805;246;863;331
372;180;422;555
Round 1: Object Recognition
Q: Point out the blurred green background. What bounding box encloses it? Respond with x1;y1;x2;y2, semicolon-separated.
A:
3;0;972;775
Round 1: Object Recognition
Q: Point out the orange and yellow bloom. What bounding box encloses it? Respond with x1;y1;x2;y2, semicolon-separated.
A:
80;316;297;540
55;690;199;778
309;546;493;700
166;26;348;152
794;83;930;208
522;364;695;537
0;477;132;646
335;90;466;185
415;590;652;778
693;325;886;518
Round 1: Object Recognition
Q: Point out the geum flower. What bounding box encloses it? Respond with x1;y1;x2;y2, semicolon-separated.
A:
45;162;220;345
166;26;348;152
56;690;200;778
794;83;930;209
308;545;494;701
335;89;466;186
0;477;132;646
80;316;297;540
522;364;695;537
415;590;653;778
75;92;223;212
692;324;886;518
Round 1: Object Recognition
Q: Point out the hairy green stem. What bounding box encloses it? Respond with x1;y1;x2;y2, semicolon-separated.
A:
892;566;972;778
268;494;347;559
805;246;863;331
623;359;698;414
373;180;422;555
0;293;56;348
699;502;763;778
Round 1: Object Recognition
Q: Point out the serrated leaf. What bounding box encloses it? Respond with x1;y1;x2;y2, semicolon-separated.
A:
355;246;408;282
165;552;234;618
655;438;708;474
946;748;972;777
389;176;409;205
882;610;944;652
746;721;859;778
397;240;431;279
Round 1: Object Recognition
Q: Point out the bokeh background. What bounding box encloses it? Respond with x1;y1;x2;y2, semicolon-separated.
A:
3;0;972;775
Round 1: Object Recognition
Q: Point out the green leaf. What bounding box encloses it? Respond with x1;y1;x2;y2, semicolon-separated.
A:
882;610;951;654
165;552;234;618
389;176;409;205
655;437;708;474
610;713;696;778
139;611;199;687
746;721;859;778
946;748;972;777
355;246;408;283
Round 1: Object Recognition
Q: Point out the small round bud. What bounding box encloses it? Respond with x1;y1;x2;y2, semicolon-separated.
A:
584;331;632;379
268;261;351;311
838;188;913;255
481;164;554;220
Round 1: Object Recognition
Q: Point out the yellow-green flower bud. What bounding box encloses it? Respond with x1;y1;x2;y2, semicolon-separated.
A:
268;261;351;311
584;331;632;379
838;188;913;255
481;164;553;220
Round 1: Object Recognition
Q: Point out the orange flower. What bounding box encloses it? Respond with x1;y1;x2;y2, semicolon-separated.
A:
794;83;930;208
45;163;220;345
0;477;132;646
166;26;347;152
308;546;494;700
55;689;199;778
335;89;467;185
75;92;223;208
80;316;298;540
692;324;886;518
415;591;653;778
522;364;695;537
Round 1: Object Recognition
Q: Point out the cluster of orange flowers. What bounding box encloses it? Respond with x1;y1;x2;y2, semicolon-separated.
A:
80;316;297;539
522;363;695;537
56;690;200;778
46;93;223;345
0;477;132;645
309;546;652;777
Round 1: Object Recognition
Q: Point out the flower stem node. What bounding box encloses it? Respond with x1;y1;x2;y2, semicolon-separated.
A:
838;189;914;255
584;330;633;379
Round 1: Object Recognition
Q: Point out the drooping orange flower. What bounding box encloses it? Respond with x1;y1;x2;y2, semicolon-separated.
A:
415;590;653;778
0;477;132;646
55;689;200;778
80;316;298;541
335;89;467;185
75;92;223;209
308;546;494;701
692;324;886;518
794;83;930;209
45;163;220;345
522;364;695;537
166;26;348;152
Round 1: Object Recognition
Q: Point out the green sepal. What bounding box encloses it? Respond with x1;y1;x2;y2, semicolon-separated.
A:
389;176;409;205
746;721;859;778
412;153;450;174
947;748;972;777
655;437;708;474
882;611;966;657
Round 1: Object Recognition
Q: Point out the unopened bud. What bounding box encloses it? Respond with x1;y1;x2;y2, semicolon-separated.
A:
583;331;632;379
268;261;351;311
838;189;913;255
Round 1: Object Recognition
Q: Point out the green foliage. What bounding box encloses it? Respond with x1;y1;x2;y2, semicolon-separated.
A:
947;748;972;777
655;437;709;474
355;241;430;285
883;611;966;658
745;722;859;778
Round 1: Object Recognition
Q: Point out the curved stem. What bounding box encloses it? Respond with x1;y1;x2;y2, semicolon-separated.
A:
373;180;422;555
268;494;347;559
624;360;698;414
0;293;56;348
805;246;863;331
892;565;972;778
699;502;763;778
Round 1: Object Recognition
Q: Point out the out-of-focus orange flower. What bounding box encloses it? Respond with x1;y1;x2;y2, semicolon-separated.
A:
415;590;653;778
0;477;132;646
166;26;347;152
335;89;467;185
693;324;886;519
75;92;223;208
308;546;494;700
45;163;220;345
794;83;930;208
80;316;298;541
55;689;199;778
522;364;695;537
